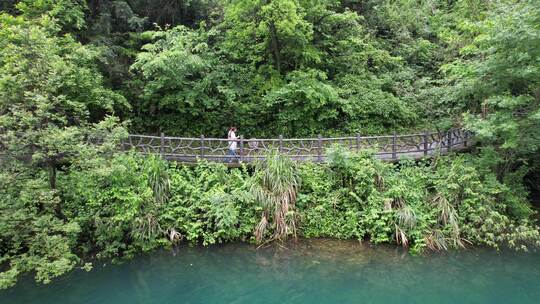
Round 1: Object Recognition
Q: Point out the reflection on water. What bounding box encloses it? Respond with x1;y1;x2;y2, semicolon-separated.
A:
1;239;540;304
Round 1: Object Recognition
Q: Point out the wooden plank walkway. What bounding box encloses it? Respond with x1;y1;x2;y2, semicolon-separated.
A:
123;129;472;164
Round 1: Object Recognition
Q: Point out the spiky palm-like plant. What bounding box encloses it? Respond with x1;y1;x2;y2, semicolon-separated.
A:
430;193;466;249
394;205;417;247
425;229;448;251
132;155;171;243
251;151;300;243
145;154;171;205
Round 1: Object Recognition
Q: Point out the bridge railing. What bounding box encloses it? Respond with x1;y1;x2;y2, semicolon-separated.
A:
122;129;472;163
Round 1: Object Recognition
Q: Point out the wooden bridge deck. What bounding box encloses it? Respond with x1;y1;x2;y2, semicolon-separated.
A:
123;129;472;164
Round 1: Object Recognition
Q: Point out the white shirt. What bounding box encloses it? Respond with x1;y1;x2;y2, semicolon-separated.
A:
228;131;238;150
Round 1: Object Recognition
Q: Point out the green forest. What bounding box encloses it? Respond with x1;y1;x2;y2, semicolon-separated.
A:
1;0;539;289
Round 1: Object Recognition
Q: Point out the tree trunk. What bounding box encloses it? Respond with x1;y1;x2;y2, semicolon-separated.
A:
49;162;57;190
268;21;281;73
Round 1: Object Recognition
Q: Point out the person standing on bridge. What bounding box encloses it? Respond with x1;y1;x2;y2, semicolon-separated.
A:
227;127;239;163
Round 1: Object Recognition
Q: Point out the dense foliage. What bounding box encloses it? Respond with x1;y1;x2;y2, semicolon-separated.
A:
1;0;539;290
129;0;418;136
298;148;539;252
2;150;538;288
1;0;537;137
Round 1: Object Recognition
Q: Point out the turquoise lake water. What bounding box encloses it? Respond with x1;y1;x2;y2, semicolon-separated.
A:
1;239;539;304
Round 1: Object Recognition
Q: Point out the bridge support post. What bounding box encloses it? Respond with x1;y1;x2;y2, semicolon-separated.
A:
447;130;452;152
279;135;283;153
463;130;468;147
200;135;205;159
423;131;429;156
239;135;244;163
160;133;165;157
392;131;397;160
356;134;360;153
317;135;323;162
